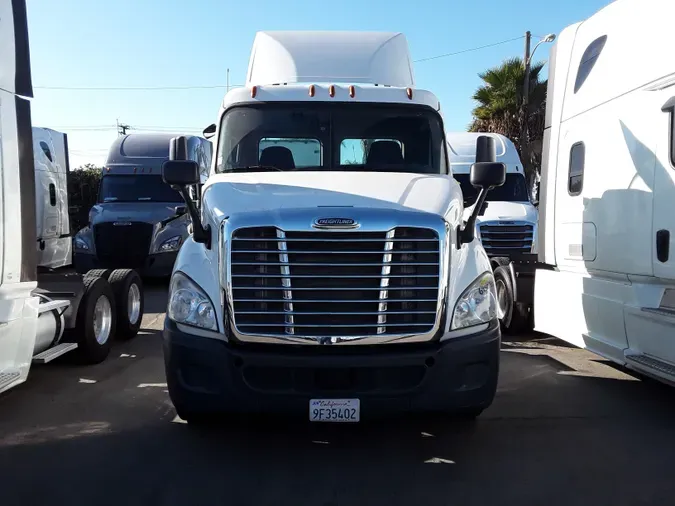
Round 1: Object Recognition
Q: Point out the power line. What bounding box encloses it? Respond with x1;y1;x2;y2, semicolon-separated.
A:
34;35;529;91
35;84;228;91
413;35;525;63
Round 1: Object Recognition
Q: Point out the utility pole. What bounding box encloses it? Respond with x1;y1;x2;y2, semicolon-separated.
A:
116;118;131;136
521;31;532;174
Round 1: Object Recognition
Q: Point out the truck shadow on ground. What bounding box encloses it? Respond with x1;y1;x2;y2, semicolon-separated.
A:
1;342;675;506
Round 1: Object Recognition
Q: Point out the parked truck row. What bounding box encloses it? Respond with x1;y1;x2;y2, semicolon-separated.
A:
4;0;674;418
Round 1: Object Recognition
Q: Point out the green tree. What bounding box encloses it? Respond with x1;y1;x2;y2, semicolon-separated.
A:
469;57;547;178
68;163;103;233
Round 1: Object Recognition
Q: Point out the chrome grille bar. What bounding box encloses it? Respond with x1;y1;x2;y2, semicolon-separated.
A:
377;229;395;334
277;229;294;336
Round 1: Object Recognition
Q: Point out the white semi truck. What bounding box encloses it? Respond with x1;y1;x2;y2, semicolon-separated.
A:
498;0;675;385
0;0;144;395
161;31;507;423
448;132;538;332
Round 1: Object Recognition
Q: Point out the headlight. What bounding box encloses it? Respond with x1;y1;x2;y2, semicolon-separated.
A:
530;225;538;254
159;235;182;252
451;272;497;330
168;272;218;331
74;237;89;251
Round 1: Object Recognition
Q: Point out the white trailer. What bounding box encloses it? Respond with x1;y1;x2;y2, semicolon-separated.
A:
499;0;675;384
161;30;508;423
0;0;145;394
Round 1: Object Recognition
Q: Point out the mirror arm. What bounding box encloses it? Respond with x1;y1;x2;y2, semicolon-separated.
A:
176;186;211;248
456;187;489;249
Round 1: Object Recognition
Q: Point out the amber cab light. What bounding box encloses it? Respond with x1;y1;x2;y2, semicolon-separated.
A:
406;87;413;100
349;85;355;98
251;86;258;98
329;85;335;97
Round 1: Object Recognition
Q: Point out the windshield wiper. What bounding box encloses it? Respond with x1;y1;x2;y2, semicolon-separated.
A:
229;165;286;172
103;197;118;202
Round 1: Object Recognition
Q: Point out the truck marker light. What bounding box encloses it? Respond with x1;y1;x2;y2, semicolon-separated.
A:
251;85;258;98
329;85;335;97
406;87;413;100
309;84;315;97
349;85;355;98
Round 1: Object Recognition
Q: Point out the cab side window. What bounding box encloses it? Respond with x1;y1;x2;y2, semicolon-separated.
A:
568;142;585;196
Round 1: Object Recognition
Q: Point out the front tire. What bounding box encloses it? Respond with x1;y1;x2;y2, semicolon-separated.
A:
494;266;530;334
108;269;144;340
76;276;117;363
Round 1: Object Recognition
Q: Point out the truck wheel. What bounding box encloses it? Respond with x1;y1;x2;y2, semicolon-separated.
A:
493;266;530;334
76;276;117;364
84;269;112;281
108;269;144;340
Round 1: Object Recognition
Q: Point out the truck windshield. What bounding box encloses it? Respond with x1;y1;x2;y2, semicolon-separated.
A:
454;173;530;205
215;103;447;174
98;175;183;203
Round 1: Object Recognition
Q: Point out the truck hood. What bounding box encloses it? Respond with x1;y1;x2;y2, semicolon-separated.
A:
464;200;538;224
89;202;185;225
203;171;461;219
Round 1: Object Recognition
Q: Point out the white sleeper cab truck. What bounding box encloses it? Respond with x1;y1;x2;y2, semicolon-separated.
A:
500;0;675;384
161;31;507;423
448;132;538;331
0;0;144;395
73;133;211;278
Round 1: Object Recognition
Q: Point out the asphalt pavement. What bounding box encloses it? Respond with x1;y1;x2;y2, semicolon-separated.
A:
1;283;674;506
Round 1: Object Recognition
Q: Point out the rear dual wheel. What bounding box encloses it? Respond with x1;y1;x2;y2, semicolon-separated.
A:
76;269;143;363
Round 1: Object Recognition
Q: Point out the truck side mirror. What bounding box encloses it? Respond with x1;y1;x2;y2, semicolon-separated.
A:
174;205;187;216
203;123;216;139
456;135;507;248
162;160;200;186
162;136;210;247
470;161;506;189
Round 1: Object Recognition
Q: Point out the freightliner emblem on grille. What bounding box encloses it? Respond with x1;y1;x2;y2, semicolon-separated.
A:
312;217;359;229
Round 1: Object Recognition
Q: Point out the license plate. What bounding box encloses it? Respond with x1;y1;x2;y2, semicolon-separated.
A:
309;399;360;422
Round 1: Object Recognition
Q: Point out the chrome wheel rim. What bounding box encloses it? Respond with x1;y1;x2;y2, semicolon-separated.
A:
93;295;113;345
127;283;141;325
496;279;508;319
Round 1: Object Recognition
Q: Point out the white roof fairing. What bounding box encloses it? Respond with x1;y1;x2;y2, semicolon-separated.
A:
246;31;415;88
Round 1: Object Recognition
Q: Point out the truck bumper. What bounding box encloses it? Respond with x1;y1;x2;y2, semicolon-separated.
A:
74;252;177;278
163;319;501;418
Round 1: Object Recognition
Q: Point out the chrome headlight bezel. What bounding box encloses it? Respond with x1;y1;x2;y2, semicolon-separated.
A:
450;271;498;330
168;271;218;331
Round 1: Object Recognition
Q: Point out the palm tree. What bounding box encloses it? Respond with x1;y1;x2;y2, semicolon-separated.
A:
469;57;547;178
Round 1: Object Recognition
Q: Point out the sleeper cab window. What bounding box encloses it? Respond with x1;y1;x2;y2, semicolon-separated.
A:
568;142;585;196
574;35;607;94
40;141;53;162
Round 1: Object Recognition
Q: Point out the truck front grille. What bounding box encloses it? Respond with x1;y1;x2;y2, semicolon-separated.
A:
479;221;534;256
229;227;440;339
93;222;153;268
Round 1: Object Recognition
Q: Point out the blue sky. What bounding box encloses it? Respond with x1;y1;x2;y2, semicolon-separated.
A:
26;0;612;168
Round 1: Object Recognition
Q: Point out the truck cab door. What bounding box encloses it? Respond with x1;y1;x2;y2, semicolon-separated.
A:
653;96;675;280
35;140;60;242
